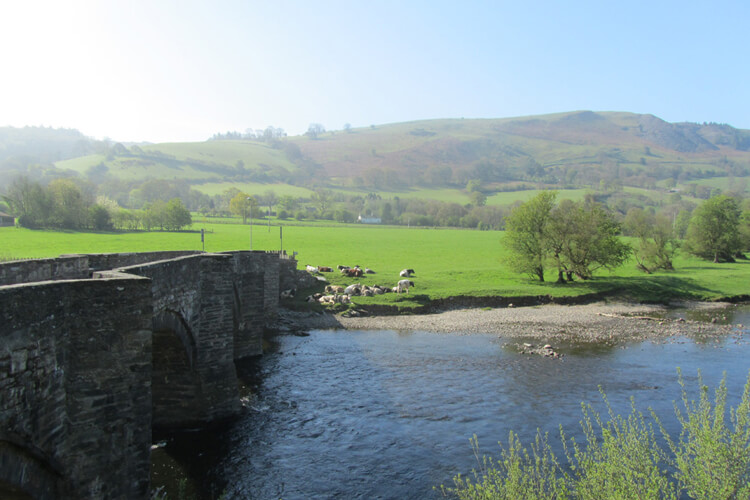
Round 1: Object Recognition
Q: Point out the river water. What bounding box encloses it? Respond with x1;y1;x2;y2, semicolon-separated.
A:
151;306;750;500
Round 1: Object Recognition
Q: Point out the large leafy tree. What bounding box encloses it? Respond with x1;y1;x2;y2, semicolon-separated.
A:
261;189;277;217
142;198;192;231
685;195;742;262
740;199;750;254
164;198;192;231
2;176;50;228
47;178;88;229
553;200;631;279
229;192;257;223
503;191;557;281
142;200;166;231
504;193;630;281
624;208;680;273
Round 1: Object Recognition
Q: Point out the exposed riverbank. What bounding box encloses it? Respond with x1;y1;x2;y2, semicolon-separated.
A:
277;300;746;343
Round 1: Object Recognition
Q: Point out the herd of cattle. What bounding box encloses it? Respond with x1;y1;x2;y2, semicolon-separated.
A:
280;265;417;306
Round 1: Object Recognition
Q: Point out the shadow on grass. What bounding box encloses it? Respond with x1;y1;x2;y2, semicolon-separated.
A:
508;273;724;303
391;293;432;307
573;275;721;303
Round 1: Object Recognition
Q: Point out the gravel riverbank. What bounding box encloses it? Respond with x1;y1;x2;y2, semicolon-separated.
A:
277;301;746;344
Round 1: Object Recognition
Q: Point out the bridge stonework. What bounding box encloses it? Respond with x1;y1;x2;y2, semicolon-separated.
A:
0;250;299;499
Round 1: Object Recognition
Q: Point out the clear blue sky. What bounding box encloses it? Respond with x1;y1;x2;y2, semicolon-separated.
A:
1;0;747;143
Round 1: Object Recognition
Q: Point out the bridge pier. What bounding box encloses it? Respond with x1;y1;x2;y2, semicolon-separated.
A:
111;254;242;428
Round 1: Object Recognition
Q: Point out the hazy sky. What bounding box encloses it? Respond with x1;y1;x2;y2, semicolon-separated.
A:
1;1;747;143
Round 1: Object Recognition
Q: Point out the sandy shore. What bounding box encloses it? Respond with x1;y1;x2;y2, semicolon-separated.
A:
277;301;745;344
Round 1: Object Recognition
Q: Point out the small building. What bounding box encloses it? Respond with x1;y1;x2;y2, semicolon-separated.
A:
0;211;15;227
358;215;381;224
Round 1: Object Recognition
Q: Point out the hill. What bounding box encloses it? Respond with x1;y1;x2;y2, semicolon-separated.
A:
0;126;115;190
291;111;750;190
3;112;749;215
46;111;750;194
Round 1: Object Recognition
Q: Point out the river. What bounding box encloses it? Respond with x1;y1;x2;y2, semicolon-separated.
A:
151;306;750;499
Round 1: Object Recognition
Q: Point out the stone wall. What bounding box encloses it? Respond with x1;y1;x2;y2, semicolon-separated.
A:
84;251;200;275
0;251;200;286
0;276;153;499
0;255;90;286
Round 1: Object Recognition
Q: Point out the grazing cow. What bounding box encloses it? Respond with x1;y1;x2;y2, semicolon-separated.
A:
399;269;415;277
396;279;415;294
318;266;334;273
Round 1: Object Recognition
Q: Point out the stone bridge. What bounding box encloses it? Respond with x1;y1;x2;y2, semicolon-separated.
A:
0;250;301;499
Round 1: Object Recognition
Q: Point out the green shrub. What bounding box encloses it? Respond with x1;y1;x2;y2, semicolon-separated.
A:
440;370;750;500
657;369;750;499
440;432;568;499
564;392;675;499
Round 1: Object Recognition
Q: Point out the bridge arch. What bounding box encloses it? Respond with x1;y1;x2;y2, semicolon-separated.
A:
153;309;197;369
0;438;63;500
151;310;202;428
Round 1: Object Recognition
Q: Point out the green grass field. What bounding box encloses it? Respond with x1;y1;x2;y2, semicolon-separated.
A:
689;176;750;193
2;223;748;310
193;182;314;198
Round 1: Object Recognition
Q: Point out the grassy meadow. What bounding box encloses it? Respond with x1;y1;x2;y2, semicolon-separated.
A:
2;222;748;310
194;182;314;198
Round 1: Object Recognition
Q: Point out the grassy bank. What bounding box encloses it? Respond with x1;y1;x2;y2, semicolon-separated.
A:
1;223;748;309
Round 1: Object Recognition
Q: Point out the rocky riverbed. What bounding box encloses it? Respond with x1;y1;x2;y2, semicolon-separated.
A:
276;301;747;345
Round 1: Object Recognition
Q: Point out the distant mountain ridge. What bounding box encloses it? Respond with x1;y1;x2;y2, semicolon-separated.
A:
3;112;750;193
291;111;750;188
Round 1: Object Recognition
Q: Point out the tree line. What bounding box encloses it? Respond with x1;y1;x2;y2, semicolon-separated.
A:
503;191;750;281
221;187;509;230
1;177;191;231
3;174;749;249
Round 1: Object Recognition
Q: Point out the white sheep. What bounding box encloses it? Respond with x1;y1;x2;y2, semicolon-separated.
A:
396;279;415;294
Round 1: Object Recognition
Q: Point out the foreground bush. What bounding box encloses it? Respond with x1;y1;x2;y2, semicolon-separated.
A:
440;370;750;500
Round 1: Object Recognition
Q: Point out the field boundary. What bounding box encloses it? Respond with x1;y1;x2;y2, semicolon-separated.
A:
339;291;750;317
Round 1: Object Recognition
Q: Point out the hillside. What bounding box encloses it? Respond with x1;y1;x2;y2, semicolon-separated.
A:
290;111;750;190
2;112;749;209
47;111;750;194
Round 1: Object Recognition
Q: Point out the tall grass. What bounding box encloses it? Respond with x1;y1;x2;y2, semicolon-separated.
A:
440;370;750;500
